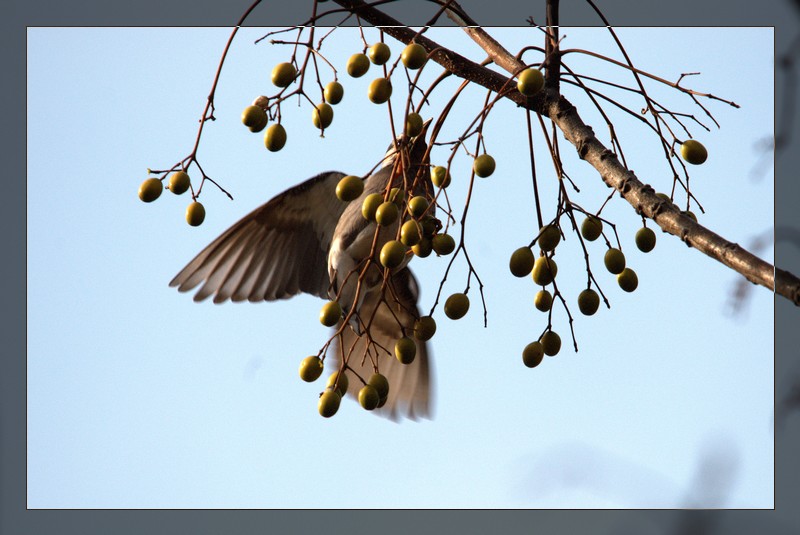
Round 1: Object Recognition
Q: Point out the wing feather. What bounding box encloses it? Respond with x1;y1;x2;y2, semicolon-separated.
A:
331;267;433;421
170;171;348;302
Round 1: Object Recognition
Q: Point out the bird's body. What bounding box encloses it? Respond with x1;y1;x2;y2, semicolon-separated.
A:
170;122;434;420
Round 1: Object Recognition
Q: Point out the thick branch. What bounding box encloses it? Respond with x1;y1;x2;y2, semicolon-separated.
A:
331;0;799;305
547;95;799;305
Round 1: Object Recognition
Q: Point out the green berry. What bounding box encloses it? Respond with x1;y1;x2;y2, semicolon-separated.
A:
318;389;341;418
537;225;560;252
522;342;544;368
617;268;639;292
414;316;436;341
680;139;708;165
264;123;287;152
406;113;424;137
534;290;553;312
540;330;561;356
335;175;364;202
401;43;427;69
380;240;407;269
319;301;342;327
431;166;451;188
361;193;383;221
375;201;399;226
412;238;433;258
400;220;422;246
517;68;544;96
531;256;558;286
368;373;390;399
635;227;656;253
509;247;535;278
326;370;349;397
577;289;600;316
395;337;416;364
299;356;324;382
581;216;603;241
473;154;496;178
407;195;429;218
444;293;470;320
604;248;626;275
432;233;456;256
358;384;380;410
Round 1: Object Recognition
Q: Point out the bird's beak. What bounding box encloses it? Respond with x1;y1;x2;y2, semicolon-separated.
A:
417;118;433;140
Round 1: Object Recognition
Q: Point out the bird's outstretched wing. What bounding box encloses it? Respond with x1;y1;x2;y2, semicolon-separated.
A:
331;267;433;421
170;171;347;303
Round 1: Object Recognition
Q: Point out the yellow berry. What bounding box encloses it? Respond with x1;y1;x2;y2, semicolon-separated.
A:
138;178;163;203
271;62;296;88
368;42;391;65
346;53;370;78
185;201;205;227
264;123;287;152
368;77;392;104
324;81;344;105
241;105;268;132
312;102;334;129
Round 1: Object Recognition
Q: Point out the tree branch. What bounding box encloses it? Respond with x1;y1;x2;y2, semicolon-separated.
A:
331;0;798;305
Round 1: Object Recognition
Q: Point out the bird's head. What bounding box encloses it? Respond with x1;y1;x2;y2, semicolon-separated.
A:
379;118;432;193
380;118;432;168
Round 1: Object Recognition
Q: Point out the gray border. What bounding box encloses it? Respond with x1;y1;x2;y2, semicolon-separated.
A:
9;0;798;533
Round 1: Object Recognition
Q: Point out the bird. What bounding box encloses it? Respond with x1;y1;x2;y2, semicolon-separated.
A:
169;120;435;420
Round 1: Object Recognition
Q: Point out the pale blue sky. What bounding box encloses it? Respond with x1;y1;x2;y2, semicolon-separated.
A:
27;26;774;508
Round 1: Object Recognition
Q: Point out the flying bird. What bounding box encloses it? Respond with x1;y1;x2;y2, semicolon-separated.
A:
170;121;435;420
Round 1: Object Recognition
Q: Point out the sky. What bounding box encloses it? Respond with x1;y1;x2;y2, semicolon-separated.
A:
27;26;774;509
